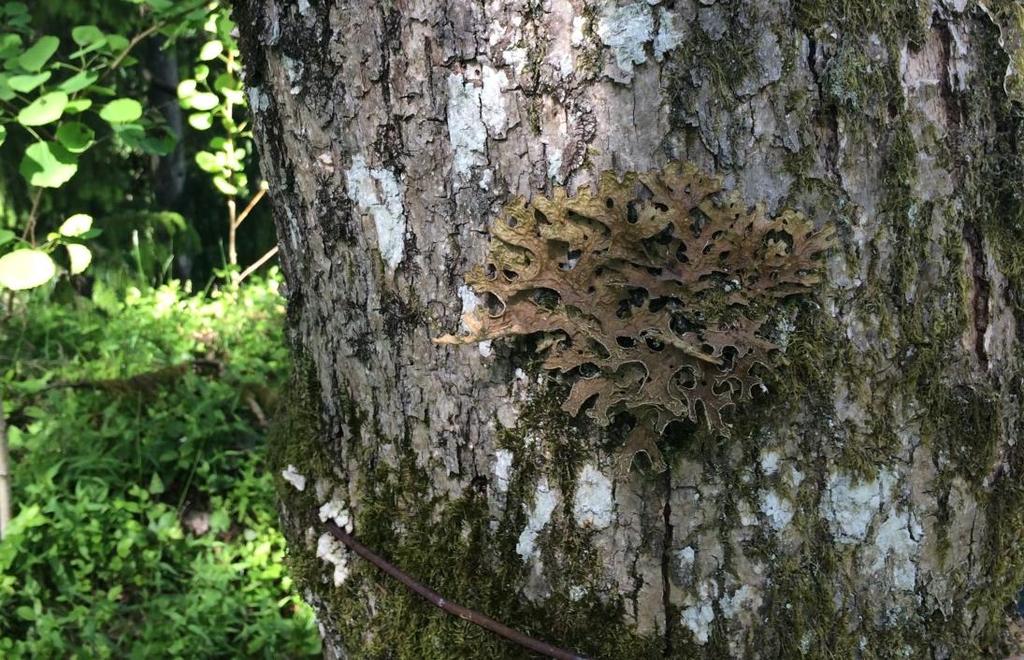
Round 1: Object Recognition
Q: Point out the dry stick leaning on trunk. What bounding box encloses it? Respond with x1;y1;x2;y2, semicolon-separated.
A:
323;520;590;660
0;391;11;539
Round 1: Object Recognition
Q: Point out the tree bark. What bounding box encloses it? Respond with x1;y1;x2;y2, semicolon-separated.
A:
235;0;1024;656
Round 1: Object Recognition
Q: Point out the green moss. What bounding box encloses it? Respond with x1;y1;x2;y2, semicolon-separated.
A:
267;356;663;658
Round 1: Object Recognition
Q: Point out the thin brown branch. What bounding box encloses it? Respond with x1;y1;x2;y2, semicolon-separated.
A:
227;198;238;268
237;245;278;283
21;188;43;244
323;520;590;660
103;23;163;77
234;181;269;228
0;391;10;538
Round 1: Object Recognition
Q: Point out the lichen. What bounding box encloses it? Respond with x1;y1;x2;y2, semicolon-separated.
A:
439;163;834;467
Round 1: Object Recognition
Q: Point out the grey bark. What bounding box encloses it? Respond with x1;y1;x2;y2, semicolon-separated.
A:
235;0;1024;657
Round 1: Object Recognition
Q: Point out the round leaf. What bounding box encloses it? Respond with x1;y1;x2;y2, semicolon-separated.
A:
17;36;59;72
59;70;98;94
187;112;212;130
0;75;13;101
71;25;104;46
198;40;223;61
66;243;91;274
17;91;68;127
194;151;220;173
0;33;22;60
0;249;56;290
64;98;92;114
99;98;142;124
59;213;93;237
8;71;50;93
19;141;78;188
189;92;219;111
56;122;95;153
176;79;196;99
212;175;238;196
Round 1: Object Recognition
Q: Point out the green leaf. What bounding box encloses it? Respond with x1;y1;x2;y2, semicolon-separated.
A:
0;33;22;60
193;64;209;81
99;98;142;124
64;98;92;114
198;40;223;61
0;248;56;290
194;150;220;173
105;34;129;51
58;69;98;93
213;175;238;196
8;71;50;93
17;91;68;126
0;124;5;147
213;72;237;92
176;78;196;99
71;25;104;46
19;141;78;188
55;122;94;153
17;36;59;72
0;75;13;100
189;91;219;111
223;88;245;105
188;112;212;130
59;213;93;236
66;243;91;274
148;472;165;494
0;228;14;246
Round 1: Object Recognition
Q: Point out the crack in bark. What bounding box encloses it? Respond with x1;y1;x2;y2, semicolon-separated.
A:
963;221;991;369
661;466;674;656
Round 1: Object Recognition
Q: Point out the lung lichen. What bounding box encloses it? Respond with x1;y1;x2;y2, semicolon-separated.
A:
439;163;834;470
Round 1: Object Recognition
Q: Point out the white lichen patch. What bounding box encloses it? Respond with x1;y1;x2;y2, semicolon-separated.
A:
281;465;306;491
316;532;350;586
596;2;654;82
345;155;406;271
821;470;896;543
493;448;513;494
516;477;559;560
446;72;488;182
871;510;923;591
680;581;718;645
654;8;686;61
760;490;794;531
572;464;614;529
760;451;781;476
677;546;696;573
719;584;762;619
480;66;509;139
318;493;353;532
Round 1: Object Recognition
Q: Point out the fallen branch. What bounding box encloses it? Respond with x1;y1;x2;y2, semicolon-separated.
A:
323;520;590;660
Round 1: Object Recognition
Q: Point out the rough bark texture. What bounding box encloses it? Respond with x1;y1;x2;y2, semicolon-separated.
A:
235;0;1024;656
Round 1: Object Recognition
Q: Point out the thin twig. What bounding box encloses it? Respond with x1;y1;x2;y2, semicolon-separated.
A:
237;246;278;283
103;23;163;77
234;181;269;228
323;520;590;660
227;197;238;268
0;391;11;539
21;188;43;244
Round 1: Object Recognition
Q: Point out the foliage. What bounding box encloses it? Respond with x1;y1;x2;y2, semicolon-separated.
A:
0;0;274;292
178;9;252;200
0;275;321;658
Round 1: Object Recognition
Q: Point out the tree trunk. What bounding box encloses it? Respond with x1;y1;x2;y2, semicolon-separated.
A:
235;1;1024;656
